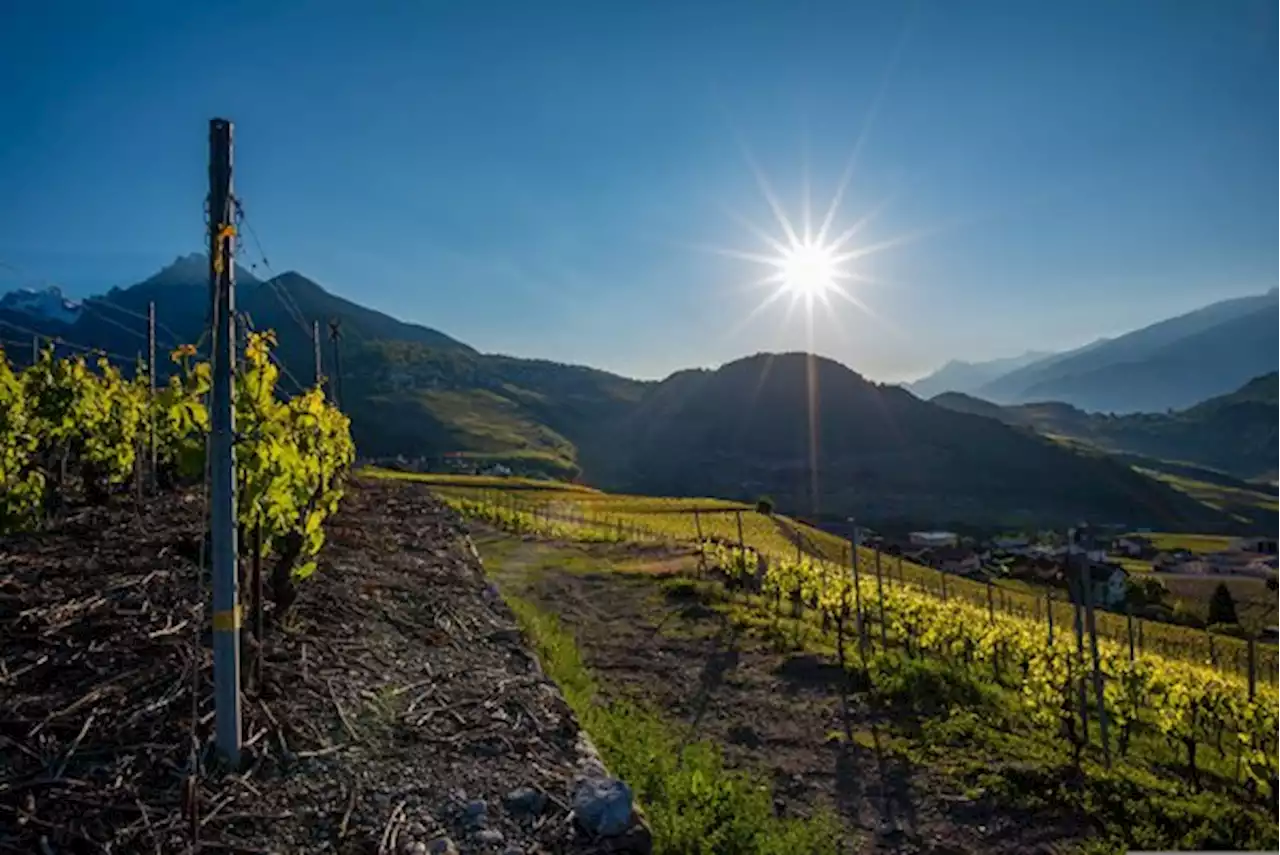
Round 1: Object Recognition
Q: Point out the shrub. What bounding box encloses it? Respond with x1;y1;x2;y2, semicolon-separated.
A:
1208;583;1238;626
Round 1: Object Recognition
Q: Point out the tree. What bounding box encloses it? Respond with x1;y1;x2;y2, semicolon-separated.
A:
1208;582;1238;626
756;495;774;515
1126;575;1167;609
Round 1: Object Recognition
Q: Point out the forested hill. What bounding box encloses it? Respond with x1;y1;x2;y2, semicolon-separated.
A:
581;352;1231;530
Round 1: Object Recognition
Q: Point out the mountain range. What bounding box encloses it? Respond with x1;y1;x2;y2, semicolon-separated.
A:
910;289;1278;413
1;254;1273;532
932;373;1278;482
905;350;1052;400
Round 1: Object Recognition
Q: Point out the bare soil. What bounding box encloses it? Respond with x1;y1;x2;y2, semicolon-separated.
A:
0;479;623;854
476;532;1089;855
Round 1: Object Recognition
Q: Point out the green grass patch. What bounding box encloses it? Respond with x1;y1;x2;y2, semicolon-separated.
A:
1135;532;1239;554
502;592;843;854
360;466;598;492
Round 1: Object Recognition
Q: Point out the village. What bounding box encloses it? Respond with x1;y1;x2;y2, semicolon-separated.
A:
860;527;1280;637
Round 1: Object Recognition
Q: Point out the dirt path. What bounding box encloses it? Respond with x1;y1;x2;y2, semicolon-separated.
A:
476;531;1085;855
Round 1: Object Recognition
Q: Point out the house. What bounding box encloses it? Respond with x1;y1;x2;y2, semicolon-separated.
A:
1007;554;1062;585
1071;563;1129;608
1112;535;1155;558
1206;552;1278;579
1230;536;1278;556
918;546;983;576
991;535;1031;553
1153;550;1195;570
909;531;959;548
1176;559;1214;575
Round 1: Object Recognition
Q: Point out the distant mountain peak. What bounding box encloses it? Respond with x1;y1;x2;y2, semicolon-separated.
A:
138;253;260;289
907;349;1057;399
0;285;81;325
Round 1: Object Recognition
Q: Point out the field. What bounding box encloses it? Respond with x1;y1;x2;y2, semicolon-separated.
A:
459;489;1279;853
368;469;1278;682
364;465;602;493
1133;531;1240;554
1159;574;1279;627
1135;467;1278;526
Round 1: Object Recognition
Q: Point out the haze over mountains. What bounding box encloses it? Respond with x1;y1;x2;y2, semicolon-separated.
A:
905;350;1053;401
1;255;1275;532
910;289;1279;413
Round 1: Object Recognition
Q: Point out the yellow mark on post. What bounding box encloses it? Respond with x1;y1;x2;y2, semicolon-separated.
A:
212;607;241;632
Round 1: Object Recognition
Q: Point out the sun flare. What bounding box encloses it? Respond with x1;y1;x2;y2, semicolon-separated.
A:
778;240;841;299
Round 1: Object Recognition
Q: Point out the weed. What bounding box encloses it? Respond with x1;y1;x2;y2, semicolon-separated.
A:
504;593;843;854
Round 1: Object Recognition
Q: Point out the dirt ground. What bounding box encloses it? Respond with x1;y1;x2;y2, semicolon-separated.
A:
476;532;1089;855
0;480;627;854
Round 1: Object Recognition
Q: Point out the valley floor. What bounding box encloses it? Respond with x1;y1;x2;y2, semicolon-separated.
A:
475;533;1093;855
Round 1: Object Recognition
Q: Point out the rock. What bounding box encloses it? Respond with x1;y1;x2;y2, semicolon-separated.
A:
572;776;633;837
503;786;547;816
461;799;488;828
402;843;428;855
599;810;653;855
426;838;458;855
473;828;505;845
501;848;525;855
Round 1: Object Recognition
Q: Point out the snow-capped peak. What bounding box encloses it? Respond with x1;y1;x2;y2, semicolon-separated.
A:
0;286;82;325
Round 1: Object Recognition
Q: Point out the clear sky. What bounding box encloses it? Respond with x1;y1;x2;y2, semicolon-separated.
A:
1;0;1275;382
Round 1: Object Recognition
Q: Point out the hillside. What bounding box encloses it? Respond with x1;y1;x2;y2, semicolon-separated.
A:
584;352;1231;529
1;257;637;479
932;373;1279;482
974;289;1278;411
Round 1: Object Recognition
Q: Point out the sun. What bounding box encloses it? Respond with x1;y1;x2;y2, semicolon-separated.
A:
778;240;841;300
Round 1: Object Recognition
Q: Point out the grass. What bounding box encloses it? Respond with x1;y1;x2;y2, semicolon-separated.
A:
499;590;843;854
1135;467;1279;524
1133;532;1239;554
361;466;599;493
1159;575;1278;629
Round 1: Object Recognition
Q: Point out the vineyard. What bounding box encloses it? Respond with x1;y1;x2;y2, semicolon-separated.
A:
389;470;1278;681
1;332;354;621
410;475;1280;805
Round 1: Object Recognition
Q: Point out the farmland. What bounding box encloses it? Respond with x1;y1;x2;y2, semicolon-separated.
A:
439;476;1279;853
372;469;1278;682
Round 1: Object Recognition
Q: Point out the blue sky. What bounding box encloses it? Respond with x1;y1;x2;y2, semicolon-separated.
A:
1;0;1275;382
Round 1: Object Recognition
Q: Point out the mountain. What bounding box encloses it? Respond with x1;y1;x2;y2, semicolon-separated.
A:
0;259;1257;530
974;290;1278;412
906;350;1053;399
0;286;81;325
932;373;1278;482
0;256;633;480
583;352;1230;530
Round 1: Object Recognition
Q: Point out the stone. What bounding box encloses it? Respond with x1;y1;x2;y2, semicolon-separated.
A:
461;799;488;828
426;838;458;855
503;786;547;816
473;828;505;845
572;776;633;837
